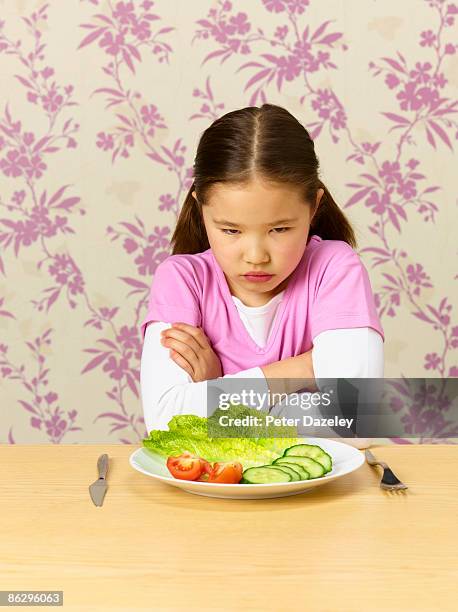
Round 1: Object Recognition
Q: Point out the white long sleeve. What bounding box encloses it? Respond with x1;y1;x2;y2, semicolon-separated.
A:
307;328;383;448
312;327;384;378
140;319;384;434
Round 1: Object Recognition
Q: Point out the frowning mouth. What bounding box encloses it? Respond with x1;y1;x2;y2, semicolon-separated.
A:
243;273;274;282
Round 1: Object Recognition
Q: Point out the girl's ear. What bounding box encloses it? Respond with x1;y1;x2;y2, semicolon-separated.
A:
311;188;324;223
192;190;197;202
316;187;324;209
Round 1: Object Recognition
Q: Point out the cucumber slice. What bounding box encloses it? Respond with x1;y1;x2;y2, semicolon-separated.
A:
242;466;292;484
263;464;300;481
275;455;325;479
273;460;309;481
272;458;310;480
273;462;303;479
284;444;332;473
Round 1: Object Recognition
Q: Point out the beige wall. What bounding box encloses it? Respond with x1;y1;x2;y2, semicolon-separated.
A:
0;0;456;443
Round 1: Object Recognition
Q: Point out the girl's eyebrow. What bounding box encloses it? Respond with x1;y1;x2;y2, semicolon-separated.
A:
212;217;298;227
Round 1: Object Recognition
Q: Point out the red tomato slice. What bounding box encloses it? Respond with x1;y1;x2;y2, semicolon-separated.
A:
166;452;203;481
207;461;243;484
199;458;213;475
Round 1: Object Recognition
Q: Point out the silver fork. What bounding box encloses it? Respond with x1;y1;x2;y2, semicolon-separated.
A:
365;449;408;493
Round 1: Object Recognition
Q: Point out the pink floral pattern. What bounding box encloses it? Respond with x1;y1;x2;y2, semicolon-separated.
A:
0;1;456;444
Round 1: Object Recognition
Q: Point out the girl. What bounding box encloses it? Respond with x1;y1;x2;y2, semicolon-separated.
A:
140;104;384;446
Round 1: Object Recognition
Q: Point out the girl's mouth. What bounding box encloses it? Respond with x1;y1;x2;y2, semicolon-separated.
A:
243;274;274;283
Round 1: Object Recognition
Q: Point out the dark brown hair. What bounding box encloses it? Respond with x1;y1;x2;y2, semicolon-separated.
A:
170;103;356;255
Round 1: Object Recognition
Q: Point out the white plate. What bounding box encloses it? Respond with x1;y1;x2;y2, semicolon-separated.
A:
129;438;365;499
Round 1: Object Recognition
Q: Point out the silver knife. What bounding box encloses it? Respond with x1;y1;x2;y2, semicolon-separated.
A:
89;454;109;506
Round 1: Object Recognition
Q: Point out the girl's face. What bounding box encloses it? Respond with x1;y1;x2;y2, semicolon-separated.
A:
196;177;324;307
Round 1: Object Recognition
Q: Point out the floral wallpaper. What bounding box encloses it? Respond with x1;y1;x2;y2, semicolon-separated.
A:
0;0;456;444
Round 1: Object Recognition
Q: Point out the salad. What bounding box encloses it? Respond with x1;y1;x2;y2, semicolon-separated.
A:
142;405;333;485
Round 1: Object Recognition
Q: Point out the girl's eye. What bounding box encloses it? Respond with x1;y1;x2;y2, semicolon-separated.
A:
221;227;290;235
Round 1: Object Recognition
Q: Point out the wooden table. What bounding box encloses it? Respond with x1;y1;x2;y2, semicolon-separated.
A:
1;444;456;611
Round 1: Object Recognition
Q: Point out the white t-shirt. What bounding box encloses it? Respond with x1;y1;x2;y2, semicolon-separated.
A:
140;289;384;434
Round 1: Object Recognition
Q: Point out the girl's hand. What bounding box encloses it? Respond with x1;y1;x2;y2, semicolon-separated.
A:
160;322;223;382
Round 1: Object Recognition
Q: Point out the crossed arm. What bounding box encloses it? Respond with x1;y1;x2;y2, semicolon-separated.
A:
140;322;384;433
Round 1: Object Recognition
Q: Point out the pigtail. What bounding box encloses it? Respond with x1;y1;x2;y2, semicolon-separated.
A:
311;181;357;249
170;183;210;255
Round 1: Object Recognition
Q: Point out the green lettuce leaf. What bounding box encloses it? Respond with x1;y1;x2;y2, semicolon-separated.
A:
167;414;207;438
143;430;279;468
142;404;301;469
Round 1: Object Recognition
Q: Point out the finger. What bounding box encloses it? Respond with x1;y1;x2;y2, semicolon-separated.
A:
162;336;200;363
170;349;195;379
170;323;208;350
161;328;202;355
